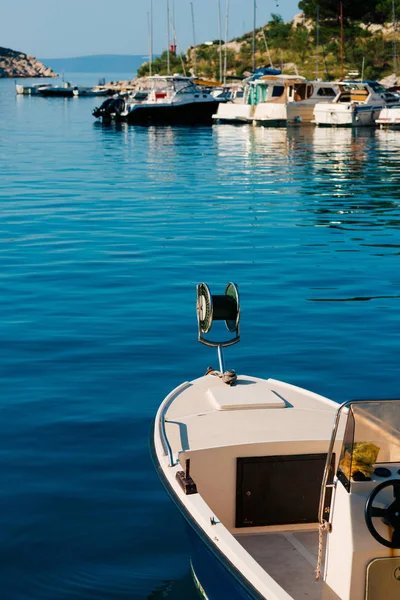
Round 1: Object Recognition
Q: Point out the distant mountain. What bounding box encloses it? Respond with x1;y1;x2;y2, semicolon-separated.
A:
39;54;148;74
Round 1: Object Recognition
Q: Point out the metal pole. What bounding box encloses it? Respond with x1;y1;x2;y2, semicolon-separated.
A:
393;0;398;83
217;344;225;373
252;0;256;73
261;27;273;68
316;5;319;80
173;0;176;48
167;0;171;75
190;2;197;76
223;0;229;85
217;0;223;83
361;56;365;82
340;2;345;80
149;0;153;76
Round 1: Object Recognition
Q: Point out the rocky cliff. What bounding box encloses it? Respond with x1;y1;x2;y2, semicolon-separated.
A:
0;47;56;78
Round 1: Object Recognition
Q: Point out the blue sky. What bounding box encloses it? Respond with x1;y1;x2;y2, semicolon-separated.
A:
1;0;301;58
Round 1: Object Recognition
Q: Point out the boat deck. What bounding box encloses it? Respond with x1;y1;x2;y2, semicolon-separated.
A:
165;375;338;454
235;529;324;600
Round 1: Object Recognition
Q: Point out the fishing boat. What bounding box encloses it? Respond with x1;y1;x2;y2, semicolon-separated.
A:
92;76;220;124
152;282;400;600
313;81;400;127
213;75;339;126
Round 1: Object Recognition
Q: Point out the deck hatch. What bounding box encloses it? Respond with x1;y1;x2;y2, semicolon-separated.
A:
207;380;285;411
236;453;334;528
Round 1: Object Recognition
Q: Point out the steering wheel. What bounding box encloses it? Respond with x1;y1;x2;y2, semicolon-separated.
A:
365;480;400;548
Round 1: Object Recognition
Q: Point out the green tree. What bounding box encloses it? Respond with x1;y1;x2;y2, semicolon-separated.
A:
291;24;312;62
298;0;391;24
267;14;292;49
137;50;187;77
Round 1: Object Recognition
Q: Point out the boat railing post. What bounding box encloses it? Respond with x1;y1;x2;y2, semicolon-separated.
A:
217;344;225;373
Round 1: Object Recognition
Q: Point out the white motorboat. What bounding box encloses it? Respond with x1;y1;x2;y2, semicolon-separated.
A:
376;104;400;129
92;75;220;125
213;76;339;126
72;86;112;97
15;83;52;95
152;282;400;600
313;81;400;127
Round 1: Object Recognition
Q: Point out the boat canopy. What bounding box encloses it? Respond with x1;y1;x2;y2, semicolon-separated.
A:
143;76;200;93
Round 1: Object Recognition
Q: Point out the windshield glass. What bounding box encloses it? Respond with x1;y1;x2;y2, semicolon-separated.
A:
338;400;400;486
369;81;386;93
174;79;197;93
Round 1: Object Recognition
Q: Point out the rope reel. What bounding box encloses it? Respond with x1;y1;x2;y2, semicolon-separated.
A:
196;283;240;348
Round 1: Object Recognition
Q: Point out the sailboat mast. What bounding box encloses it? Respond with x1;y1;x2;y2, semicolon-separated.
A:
217;0;223;83
393;0;398;83
173;0;176;48
149;0;153;76
252;0;256;73
261;28;273;68
167;0;171;75
190;2;197;76
316;5;319;80
340;1;344;80
223;0;229;85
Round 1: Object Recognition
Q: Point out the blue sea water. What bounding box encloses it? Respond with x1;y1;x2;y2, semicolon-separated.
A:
1;74;399;599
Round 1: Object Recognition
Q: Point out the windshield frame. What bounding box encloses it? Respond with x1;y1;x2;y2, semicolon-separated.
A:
318;398;400;525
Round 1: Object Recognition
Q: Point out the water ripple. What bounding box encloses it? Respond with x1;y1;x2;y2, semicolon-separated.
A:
0;77;400;599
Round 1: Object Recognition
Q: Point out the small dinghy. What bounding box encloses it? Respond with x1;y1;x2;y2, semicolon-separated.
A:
152;283;400;600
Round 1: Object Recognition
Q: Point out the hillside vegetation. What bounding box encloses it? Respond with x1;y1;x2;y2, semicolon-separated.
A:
137;10;399;82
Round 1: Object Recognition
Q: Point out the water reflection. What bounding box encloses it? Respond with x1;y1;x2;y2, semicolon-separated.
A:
212;125;400;231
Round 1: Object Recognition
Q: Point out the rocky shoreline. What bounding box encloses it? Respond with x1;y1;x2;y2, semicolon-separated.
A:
0;46;56;78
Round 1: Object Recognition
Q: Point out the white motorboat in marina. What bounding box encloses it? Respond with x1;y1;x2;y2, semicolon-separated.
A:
93;75;220;125
376;104;400;129
213;76;339;126
313;81;400;127
152;282;400;600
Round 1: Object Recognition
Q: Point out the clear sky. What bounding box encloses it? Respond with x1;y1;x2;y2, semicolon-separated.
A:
0;0;301;58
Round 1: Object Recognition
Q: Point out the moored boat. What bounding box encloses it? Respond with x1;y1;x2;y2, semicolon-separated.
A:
72;86;112;97
17;80;112;98
92;75;220;125
152;282;400;600
313;81;400;127
15;83;52;95
213;75;339;126
38;81;76;97
376;104;400;129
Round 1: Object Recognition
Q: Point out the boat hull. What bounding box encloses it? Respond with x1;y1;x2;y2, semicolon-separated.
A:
187;526;262;600
376;106;400;128
213;103;254;124
150;424;265;600
314;103;383;127
125;100;220;125
39;89;75;97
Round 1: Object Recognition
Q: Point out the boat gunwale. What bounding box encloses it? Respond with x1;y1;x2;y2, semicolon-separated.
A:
150;417;293;600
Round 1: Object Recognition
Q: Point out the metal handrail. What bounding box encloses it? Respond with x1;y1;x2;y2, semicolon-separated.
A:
158;381;191;467
318;398;399;525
